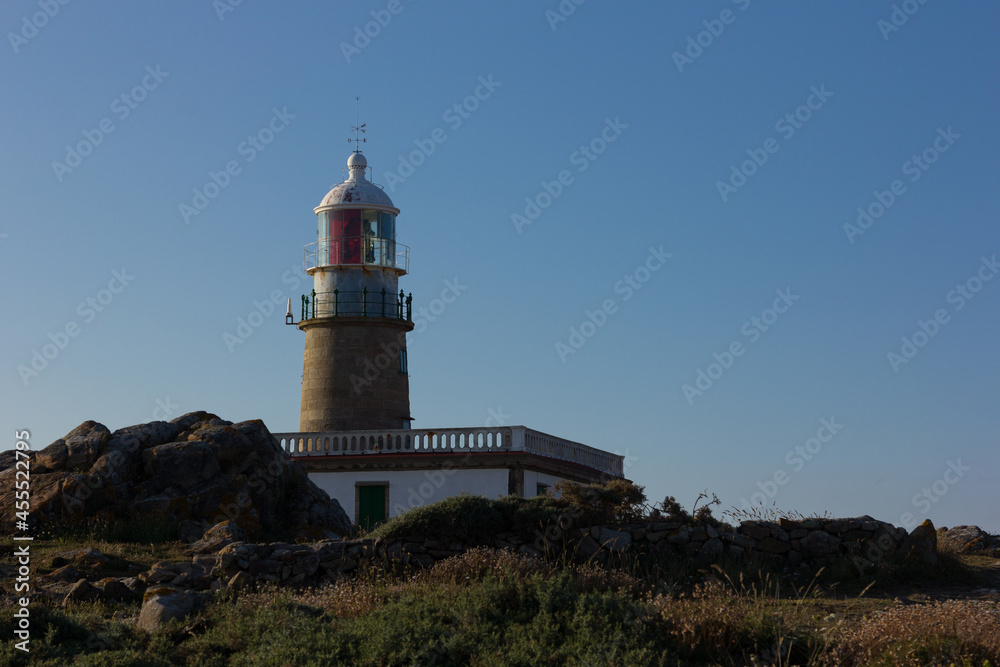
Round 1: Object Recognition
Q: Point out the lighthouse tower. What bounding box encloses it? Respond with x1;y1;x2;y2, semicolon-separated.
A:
296;147;414;432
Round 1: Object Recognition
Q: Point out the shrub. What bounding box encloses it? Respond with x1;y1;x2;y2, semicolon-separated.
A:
555;479;647;525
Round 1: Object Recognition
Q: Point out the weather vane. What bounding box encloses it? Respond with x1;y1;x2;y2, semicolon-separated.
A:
349;96;366;151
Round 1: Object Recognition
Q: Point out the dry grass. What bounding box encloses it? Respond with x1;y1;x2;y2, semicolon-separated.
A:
4;529;997;665
258;546;647;621
822;599;1000;666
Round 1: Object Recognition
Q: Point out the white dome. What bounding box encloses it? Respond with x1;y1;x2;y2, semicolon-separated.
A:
315;152;397;212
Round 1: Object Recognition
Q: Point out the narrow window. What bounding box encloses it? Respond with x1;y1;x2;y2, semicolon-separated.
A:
399;349;408;374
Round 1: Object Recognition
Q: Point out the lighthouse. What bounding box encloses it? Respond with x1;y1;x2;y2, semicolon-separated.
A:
295;145;414;432
277;115;625;529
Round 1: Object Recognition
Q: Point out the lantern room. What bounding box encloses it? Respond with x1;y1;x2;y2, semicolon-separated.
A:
307;151;407;274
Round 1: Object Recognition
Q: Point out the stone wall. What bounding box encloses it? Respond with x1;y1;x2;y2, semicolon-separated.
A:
125;515;931;595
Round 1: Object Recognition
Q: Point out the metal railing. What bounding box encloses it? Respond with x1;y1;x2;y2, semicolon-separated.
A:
274;425;624;478
304;237;410;273
301;288;412;321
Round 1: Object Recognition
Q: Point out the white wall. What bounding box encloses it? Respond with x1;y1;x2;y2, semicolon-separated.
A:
310;468;509;522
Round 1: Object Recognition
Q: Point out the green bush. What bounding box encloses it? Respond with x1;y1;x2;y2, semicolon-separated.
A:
368;480;651;546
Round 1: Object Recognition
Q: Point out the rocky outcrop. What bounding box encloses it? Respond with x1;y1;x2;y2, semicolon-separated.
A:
900;519;938;566
0;412;352;540
939;525;1000;556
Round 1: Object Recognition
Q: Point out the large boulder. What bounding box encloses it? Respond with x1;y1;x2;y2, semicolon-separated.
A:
137;588;207;632
939;525;998;554
901;519;938;565
0;412;352;541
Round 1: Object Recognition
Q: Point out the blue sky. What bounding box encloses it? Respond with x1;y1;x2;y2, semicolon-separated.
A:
2;1;997;532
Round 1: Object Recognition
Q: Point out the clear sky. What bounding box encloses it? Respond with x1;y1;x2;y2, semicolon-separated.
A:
2;1;997;532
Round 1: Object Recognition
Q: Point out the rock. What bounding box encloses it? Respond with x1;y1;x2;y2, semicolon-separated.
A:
0;413;353;540
648;522;682;532
120;577;144;593
137;589;207;632
801;530;840;558
758;537;791;555
178;520;207;544
901;519;938;565
36;422;112;474
141;441;221;491
102;579;135;602
292;554;320;577
576;535;603;560
228;571;254;591
0;450;21;473
667;527;690;544
740;522;770;541
939;525;988;553
141;563;177;585
698;538;723;558
724;532;749;548
43;565;81;582
768;525;789;541
598;527;632;551
64;579;101;604
190;520;248;554
411;553;436;568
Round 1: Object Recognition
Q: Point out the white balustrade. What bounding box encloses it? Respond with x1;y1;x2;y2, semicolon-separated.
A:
273;425;623;478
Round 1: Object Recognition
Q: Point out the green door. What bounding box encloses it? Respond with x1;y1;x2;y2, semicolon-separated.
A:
357;485;387;530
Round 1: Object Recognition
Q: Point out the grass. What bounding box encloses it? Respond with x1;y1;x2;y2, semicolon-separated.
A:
3;487;997;665
1;541;997;666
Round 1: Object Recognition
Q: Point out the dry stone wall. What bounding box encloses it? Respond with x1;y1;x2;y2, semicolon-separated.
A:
124;515;933;595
